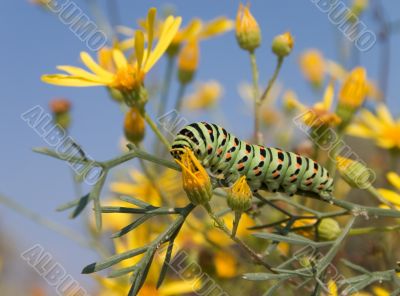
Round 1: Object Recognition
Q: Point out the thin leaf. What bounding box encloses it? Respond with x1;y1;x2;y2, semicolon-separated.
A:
242;273;293;281
118;195;152;209
56;193;90;211
70;193;92;218
82;246;147;274
108;265;138;278
341;259;371;275
111;214;155;238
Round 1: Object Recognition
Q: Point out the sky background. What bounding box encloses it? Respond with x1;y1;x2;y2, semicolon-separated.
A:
1;0;400;294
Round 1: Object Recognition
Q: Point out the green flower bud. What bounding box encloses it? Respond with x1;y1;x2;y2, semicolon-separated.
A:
272;32;294;58
227;176;252;212
318;218;342;241
336;156;374;189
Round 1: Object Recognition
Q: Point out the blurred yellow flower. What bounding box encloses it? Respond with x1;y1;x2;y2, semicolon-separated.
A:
42;8;181;92
347;104;400;150
377;172;400;209
372;286;390;296
299;49;325;87
290;81;341;128
338;67;368;109
214;250;238;278
110;168;182;207
184;80;223;110
177;39;200;84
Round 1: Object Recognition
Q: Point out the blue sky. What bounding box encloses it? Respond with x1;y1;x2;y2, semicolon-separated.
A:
1;0;400;292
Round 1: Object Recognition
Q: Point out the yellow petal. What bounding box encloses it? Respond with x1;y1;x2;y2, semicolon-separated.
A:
180;19;202;41
346;124;374;138
159;279;200;295
214;250;237;278
359;109;382;130
56;66;109;83
372;286;390;296
144;16;182;72
112;49;128;69
322;80;334;110
80;51;114;79
376;103;394;125
387;172;400;190
41;74;106;87
199;17;234;39
134;31;145;70
146;8;156;59
377;188;400;206
327;280;338;296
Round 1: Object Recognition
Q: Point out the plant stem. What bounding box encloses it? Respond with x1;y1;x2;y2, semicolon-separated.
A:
142;111;171;150
249;51;261;144
157;56;175;119
205;205;275;272
174;82;187;112
349;224;400;236
326;131;344;177
260;56;284;104
0;193;110;258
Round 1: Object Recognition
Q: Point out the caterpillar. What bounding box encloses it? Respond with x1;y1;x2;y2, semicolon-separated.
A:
170;122;334;200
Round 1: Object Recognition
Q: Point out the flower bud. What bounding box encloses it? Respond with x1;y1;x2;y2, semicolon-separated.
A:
336;156;374;189
49;98;71;130
235;3;261;52
123;107;145;144
317;218;341;241
350;0;368;19
227;176;252;212
175;147;213;206
272;32;294;58
177;39;199;85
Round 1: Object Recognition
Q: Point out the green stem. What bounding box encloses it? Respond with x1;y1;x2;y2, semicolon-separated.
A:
0;193;109;258
205;205;275;272
142;111;171;150
349;224;400;236
157;56;175;119
366;185;395;209
260;56;284;103
249;51;261;144
326;131;344;177
174;83;187;112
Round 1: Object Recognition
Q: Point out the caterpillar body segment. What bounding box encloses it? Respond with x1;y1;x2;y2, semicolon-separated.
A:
171;122;334;199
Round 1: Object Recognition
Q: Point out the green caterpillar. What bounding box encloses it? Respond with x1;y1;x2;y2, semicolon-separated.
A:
171;122;333;199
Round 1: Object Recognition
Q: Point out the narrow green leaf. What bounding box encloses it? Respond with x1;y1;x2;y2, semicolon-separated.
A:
341;259;371;275
108;265;137;278
70;193;92;218
56;193;90;211
111;214;155;238
82;246;147;274
119;195;152;209
242;273;293;281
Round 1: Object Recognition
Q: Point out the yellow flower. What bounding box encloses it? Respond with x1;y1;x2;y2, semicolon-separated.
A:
110;168;182;207
294;81;341;128
377;172;400;209
347;104;400;150
174;147;213;206
235;3;261;51
184;81;223;110
177;39;200;84
299;49;325;87
42;8;181;93
336;156;373;189
338;67;368;109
